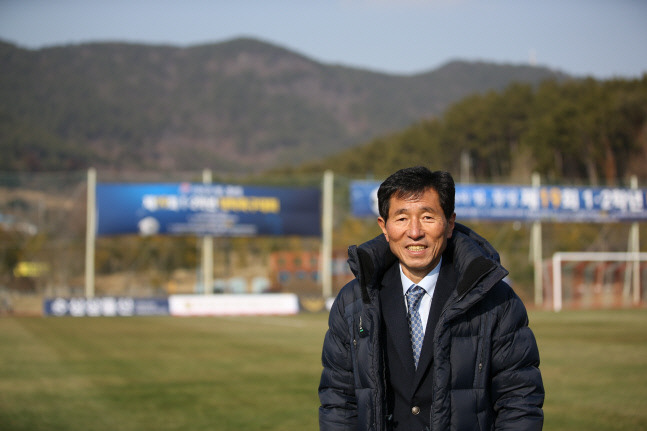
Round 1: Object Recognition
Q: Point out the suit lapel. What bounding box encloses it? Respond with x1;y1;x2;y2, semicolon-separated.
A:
413;251;457;389
379;263;416;377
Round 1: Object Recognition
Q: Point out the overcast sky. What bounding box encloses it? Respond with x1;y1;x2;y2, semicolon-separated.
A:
1;0;645;79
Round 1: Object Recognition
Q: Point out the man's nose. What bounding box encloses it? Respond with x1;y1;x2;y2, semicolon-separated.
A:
408;218;423;238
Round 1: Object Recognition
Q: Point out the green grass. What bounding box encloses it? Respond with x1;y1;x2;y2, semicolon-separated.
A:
531;309;647;430
1;309;647;430
0;314;326;431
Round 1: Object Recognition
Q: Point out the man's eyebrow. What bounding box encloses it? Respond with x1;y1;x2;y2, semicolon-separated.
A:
392;206;437;216
391;208;408;217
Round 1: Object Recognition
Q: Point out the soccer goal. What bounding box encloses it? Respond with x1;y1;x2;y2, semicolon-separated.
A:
550;252;647;312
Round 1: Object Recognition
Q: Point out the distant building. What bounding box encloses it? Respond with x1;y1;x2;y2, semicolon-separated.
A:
269;250;353;296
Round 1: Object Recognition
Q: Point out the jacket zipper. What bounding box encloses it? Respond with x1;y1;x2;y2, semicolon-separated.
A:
353;315;363;349
478;313;488;373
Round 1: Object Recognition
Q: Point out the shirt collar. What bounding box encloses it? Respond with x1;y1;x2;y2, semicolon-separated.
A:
400;257;442;296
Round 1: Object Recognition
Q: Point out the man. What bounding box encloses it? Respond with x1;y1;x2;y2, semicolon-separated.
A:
318;167;544;431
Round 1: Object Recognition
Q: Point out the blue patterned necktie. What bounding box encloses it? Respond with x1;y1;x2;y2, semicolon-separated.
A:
406;285;425;369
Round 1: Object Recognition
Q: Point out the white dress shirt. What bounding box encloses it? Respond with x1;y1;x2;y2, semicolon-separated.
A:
400;257;442;335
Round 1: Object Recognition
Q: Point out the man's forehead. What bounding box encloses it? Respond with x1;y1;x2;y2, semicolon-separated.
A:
389;190;441;213
392;188;439;203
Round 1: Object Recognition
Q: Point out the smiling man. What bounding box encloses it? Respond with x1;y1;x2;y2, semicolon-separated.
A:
319;167;544;431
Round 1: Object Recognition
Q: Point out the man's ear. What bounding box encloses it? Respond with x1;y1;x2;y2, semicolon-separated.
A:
377;217;389;241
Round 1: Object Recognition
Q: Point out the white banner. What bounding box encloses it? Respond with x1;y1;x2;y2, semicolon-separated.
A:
168;293;300;316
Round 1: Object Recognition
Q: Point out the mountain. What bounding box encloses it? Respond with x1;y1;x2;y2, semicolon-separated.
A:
0;38;570;173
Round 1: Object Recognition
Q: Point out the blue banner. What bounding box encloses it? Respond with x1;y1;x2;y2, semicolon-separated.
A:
96;183;321;236
350;181;647;222
44;297;170;317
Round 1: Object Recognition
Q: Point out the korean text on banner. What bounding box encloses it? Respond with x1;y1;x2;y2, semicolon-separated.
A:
96;183;321;237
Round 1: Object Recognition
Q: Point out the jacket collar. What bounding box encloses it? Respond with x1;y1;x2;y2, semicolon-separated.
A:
347;223;508;304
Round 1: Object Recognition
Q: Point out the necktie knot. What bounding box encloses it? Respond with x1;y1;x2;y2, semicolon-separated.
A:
406;284;425;311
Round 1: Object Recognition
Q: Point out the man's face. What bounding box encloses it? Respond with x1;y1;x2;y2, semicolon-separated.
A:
377;187;455;284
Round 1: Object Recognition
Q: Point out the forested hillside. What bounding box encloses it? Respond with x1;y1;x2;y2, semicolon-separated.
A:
289;77;647;185
0;38;568;173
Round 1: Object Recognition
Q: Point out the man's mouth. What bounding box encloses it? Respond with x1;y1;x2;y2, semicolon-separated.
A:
407;245;426;251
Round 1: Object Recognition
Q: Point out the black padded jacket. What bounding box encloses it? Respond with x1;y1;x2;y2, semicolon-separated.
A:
318;223;544;431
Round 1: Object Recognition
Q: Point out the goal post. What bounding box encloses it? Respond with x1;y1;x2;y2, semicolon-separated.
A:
551;252;647;312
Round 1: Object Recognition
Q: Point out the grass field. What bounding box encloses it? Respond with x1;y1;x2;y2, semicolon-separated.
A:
1;309;646;431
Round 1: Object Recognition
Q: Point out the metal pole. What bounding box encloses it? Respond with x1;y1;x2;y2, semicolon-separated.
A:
531;173;543;307
85;168;96;298
552;252;562;312
630;175;640;305
321;170;334;299
460;150;471;184
202;169;213;295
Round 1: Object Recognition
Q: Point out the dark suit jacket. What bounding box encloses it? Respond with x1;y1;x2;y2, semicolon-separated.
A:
379;250;456;430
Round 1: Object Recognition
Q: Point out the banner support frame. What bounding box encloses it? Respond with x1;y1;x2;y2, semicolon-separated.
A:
321;170;334;299
202;169;214;295
531;172;543;307
85;167;96;298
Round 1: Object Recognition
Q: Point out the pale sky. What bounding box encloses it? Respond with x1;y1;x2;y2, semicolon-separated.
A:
1;0;645;79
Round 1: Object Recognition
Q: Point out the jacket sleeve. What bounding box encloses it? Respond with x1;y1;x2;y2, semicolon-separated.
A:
318;287;358;431
490;286;545;431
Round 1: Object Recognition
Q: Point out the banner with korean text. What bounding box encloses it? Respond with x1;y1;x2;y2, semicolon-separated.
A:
96;183;321;236
350;181;647;222
43;297;170;317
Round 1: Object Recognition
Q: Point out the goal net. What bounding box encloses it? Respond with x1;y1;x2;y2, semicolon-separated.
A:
547;252;647;311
